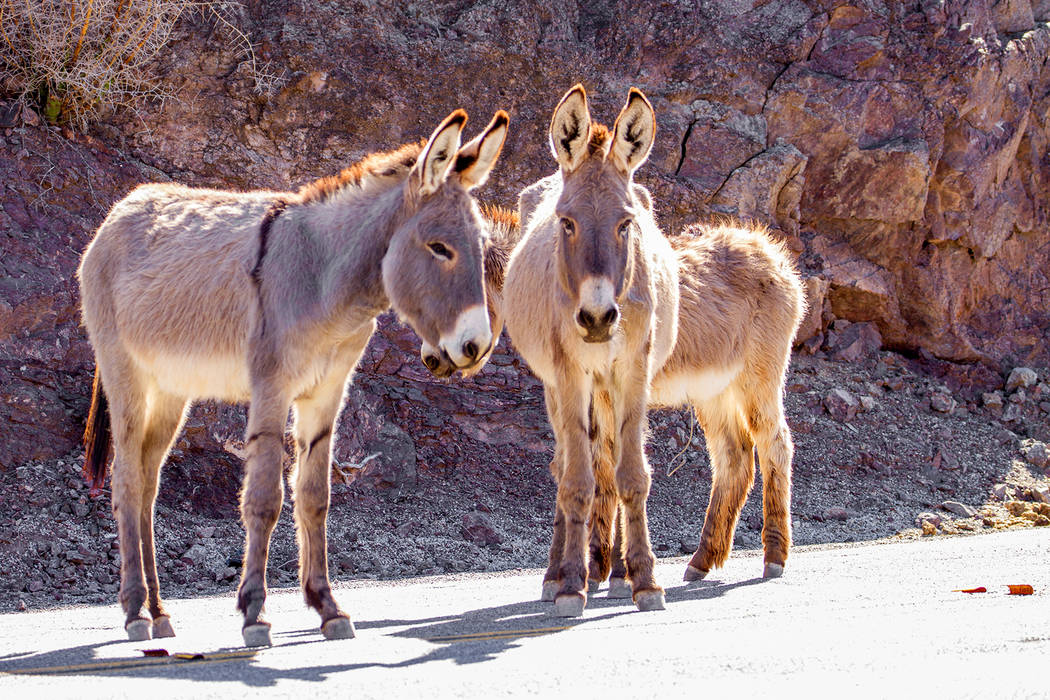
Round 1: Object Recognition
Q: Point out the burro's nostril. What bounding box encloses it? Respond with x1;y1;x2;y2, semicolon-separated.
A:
577;309;596;329
601;306;619;327
423;354;440;371
463;341;479;362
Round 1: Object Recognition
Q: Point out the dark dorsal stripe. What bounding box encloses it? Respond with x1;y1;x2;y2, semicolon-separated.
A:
250;198;290;338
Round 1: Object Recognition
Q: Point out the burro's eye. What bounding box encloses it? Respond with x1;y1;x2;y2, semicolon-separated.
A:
560;218;576;237
428;241;454;261
617;219;633;238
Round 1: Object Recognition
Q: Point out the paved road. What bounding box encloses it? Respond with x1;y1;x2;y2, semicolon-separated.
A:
1;529;1047;698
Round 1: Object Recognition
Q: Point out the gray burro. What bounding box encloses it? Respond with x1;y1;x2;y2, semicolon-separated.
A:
77;108;509;647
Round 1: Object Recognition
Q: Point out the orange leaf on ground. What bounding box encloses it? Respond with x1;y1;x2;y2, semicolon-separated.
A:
1007;584;1034;595
952;587;987;593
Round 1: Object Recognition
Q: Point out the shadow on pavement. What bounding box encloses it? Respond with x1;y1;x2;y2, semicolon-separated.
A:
0;575;775;684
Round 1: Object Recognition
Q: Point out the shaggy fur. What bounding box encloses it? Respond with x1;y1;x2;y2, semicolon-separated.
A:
424;218;805;584
79;110;508;645
502;85;679;615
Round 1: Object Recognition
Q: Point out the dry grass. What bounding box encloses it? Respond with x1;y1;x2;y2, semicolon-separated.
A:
0;0;258;129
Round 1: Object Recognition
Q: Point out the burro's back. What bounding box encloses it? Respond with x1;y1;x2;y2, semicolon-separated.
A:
76;109;510;647
503;85;679;617
79;184;280;400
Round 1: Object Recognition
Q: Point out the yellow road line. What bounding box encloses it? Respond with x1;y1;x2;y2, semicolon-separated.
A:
1;649;257;676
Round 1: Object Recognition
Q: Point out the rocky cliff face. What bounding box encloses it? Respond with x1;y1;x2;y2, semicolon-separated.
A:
1;0;1048;489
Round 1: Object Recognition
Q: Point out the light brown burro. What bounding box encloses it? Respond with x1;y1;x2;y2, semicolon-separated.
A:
501;85;680;617
424;210;805;592
78;110;509;647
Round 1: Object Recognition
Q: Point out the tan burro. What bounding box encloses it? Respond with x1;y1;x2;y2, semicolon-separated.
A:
502;85;680;617
78;109;509;647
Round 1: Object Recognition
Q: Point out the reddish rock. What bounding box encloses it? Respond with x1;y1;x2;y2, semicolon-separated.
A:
825;320;883;363
460;512;502;546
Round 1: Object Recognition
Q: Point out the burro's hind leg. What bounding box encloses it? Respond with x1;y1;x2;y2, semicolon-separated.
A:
587;391;617;593
612;365;664;612
97;351;152;641
292;348;364;641
606;504;632;599
138;390;189;639
685;393;755;581
237;378;291;648
744;374;794;578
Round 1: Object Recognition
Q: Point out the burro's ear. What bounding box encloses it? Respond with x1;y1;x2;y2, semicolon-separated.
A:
454;110;510;190
609;88;656;176
549;84;591;172
415;109;468;196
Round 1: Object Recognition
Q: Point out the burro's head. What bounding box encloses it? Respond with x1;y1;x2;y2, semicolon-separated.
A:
384;110;508;374
548;84;656;343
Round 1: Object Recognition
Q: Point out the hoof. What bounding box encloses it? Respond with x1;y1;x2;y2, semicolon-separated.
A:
587;579;601;594
607;577;633;599
321;616;356;640
125;618;152;642
634;589;666;612
540;580;560;602
763;562;785;578
151;616;176;639
683;565;709;582
242;623;272;648
552;593;586;618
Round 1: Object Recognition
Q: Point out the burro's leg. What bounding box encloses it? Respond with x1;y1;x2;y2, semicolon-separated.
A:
541;386;565;602
237;378;291;648
587;389;617;592
549;366;594;617
138;390;189;639
97;351;152;640
607;504;632;598
612;357;664;612
291;350;363;641
685;392;756;581
744;373;794;578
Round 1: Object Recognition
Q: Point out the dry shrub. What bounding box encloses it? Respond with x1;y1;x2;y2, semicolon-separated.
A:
0;0;252;129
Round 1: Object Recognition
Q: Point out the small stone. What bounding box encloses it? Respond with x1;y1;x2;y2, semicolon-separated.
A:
921;520;937;536
1034;515;1050;526
680;538;699;554
17;600;27;611
991;483;1012;501
824;388;859;421
460;512;502;546
1021;441;1049;468
824;506;849;521
930;392;957;413
1023;485;1050;504
859;396;875;412
1009;389;1026;404
1005;500;1029;516
28;580;44;592
916;512;943;528
1006;367;1038;392
941;500;977;517
180;544;208;566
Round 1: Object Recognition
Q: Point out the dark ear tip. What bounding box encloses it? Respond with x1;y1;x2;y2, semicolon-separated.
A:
627;87;650;104
493;110;510;127
446;109;469;127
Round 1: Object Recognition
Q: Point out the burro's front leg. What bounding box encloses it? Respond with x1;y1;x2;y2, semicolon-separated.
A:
292;361;358;640
614;351;665;612
549;367;594;617
237;380;291;648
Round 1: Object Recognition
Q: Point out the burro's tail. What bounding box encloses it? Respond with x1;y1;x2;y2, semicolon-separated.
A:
83;368;111;498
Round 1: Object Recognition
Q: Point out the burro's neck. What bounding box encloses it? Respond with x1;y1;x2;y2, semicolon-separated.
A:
300;178;410;320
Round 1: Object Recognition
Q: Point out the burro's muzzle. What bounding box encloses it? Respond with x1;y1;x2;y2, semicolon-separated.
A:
575;276;619;343
431;304;492;372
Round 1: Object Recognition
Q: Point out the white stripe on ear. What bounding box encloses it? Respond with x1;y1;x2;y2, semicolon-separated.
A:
417;110;467;196
549;84;591;173
609;88;656;175
455;110;510;190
